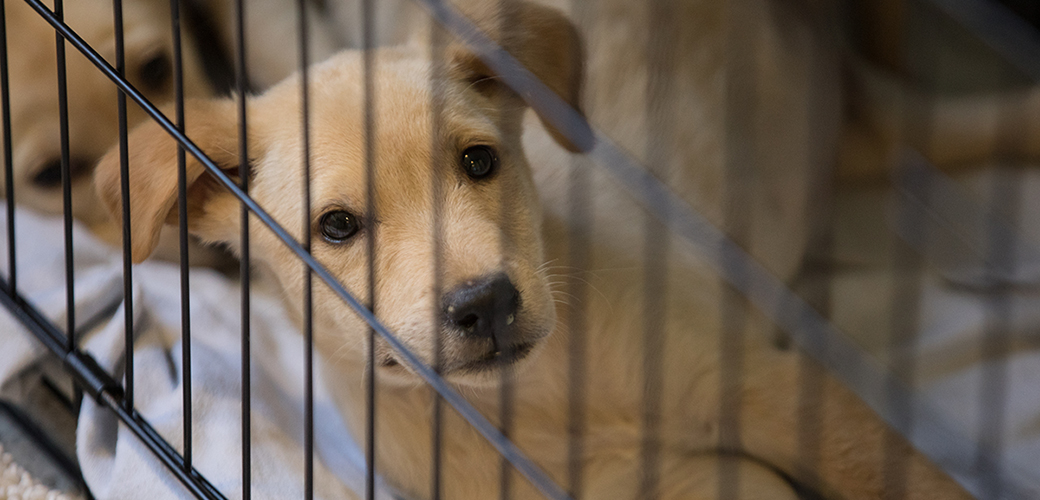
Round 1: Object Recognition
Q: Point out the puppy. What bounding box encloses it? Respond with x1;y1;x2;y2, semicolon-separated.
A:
95;1;980;498
1;0;337;265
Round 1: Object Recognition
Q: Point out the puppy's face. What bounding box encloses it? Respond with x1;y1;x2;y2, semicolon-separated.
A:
259;54;557;385
4;0;209;228
96;1;586;387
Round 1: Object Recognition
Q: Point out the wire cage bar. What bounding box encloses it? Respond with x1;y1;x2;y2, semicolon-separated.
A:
1;0;1039;499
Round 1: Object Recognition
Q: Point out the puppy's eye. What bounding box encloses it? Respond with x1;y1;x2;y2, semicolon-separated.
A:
31;158;90;189
137;52;171;93
460;146;497;179
320;210;361;242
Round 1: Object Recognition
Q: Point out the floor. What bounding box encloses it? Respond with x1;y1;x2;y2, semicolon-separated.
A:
0;367;86;498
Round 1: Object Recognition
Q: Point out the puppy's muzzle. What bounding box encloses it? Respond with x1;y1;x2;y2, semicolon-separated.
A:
439;272;541;371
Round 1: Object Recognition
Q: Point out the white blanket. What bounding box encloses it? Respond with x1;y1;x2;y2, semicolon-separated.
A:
0;205;394;500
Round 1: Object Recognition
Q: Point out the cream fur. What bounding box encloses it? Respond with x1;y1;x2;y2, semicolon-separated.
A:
1;0;210;230
0;0;337;265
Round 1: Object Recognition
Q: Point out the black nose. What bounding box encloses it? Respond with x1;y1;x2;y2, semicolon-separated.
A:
444;273;519;342
32;157;92;189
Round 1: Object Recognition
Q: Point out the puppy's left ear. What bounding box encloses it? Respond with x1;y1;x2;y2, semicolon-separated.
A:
447;1;593;153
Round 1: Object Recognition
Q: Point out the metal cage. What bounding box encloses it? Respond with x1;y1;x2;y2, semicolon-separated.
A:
1;0;1039;498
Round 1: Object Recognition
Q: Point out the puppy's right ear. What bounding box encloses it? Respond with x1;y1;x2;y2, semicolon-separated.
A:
447;1;593;153
95;99;245;263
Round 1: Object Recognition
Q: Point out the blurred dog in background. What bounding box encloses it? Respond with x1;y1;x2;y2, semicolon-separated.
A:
0;0;337;265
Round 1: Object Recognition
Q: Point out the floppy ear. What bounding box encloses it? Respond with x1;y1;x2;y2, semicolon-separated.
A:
447;1;592;152
94;98;245;263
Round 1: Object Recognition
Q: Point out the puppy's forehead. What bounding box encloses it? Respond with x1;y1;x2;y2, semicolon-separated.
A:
284;49;502;205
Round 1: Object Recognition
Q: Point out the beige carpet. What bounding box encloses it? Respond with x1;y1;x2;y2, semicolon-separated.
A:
0;444;80;500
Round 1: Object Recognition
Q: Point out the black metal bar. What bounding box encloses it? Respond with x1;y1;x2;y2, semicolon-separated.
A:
0;277;226;500
112;0;135;413
169;0;193;472
296;0;314;496
430;330;443;500
639;2;675;497
637;148;666;493
881;7;943;497
0;0;13;294
559;0;591;492
234;0;250;495
564;165;589;499
498;372;514;499
793;1;841;490
428;4;446;498
716;0;756;497
361;0;376;498
794;348;825;490
431;370;443;500
53;0;75;353
563;9;590;497
494;3;517;499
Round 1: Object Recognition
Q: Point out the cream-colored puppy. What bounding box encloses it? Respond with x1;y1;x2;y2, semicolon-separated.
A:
95;2;975;498
1;0;337;265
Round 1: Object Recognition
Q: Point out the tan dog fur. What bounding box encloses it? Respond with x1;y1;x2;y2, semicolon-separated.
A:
94;1;985;499
2;0;210;230
1;0;337;265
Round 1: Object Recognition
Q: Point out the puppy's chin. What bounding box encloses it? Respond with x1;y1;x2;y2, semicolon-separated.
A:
441;340;546;389
374;332;549;389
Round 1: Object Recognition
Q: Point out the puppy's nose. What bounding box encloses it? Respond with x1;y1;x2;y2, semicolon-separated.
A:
32;157;93;188
444;273;519;341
